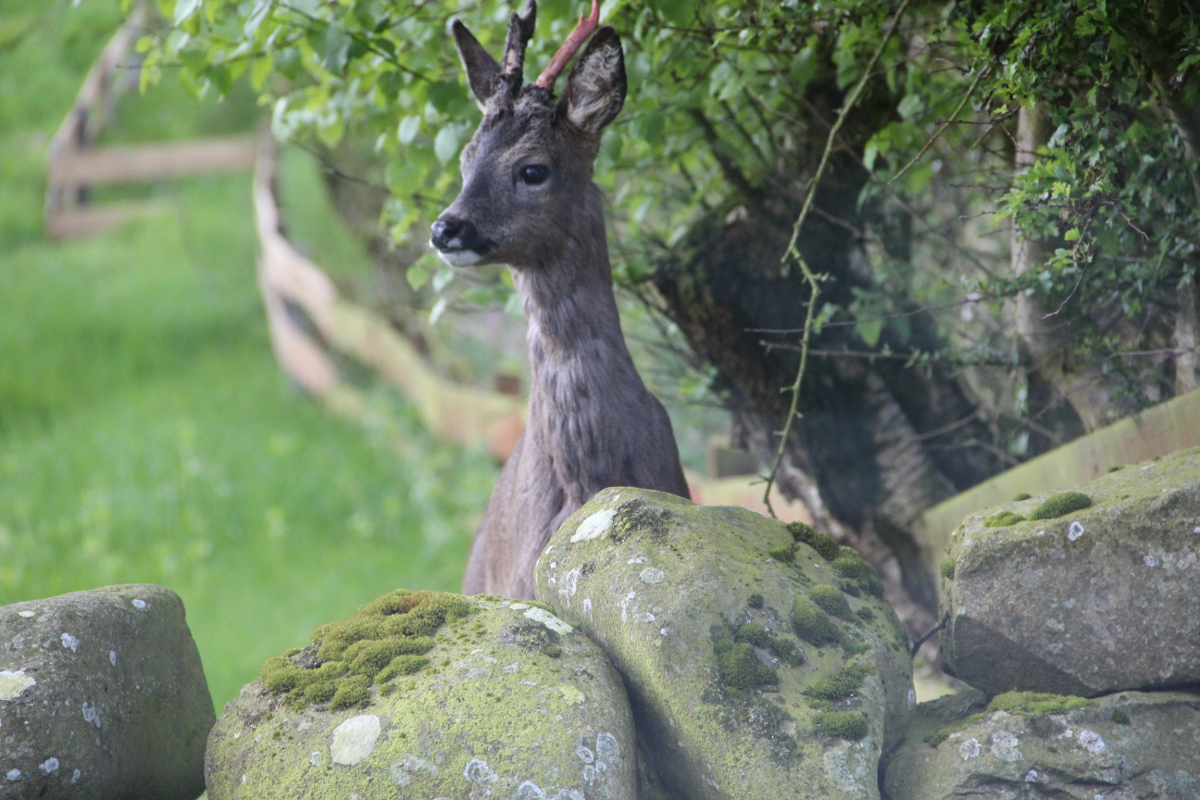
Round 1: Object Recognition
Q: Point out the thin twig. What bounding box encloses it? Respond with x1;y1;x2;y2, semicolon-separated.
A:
910;612;949;656
762;0;914;517
888;67;988;185
747;293;991;333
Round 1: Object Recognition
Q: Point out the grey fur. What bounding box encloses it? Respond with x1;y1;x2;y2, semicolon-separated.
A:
435;11;689;599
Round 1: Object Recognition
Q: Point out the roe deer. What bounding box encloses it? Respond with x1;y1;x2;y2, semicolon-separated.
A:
430;0;689;600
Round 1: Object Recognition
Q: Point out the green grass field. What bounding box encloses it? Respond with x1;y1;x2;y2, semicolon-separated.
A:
0;0;495;710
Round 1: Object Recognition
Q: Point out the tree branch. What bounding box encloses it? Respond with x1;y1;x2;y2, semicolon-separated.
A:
762;0;914;517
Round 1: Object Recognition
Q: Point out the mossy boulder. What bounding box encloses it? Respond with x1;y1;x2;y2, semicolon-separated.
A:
940;446;1200;696
534;488;914;800
0;585;213;800
205;590;635;799
884;688;1200;800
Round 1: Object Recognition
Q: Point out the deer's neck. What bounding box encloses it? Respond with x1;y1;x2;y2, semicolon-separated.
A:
512;189;641;409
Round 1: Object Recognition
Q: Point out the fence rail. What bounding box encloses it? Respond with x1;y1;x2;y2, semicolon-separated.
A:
44;3;256;240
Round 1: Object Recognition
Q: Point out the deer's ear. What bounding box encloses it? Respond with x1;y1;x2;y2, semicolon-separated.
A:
452;20;501;112
562;26;626;134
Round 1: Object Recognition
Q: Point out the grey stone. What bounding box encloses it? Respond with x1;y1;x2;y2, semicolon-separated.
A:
884;689;1200;800
939;446;1200;696
0;584;213;800
534;488;914;800
205;591;636;800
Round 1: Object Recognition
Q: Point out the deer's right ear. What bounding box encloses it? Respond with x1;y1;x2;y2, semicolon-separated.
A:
452;20;501;112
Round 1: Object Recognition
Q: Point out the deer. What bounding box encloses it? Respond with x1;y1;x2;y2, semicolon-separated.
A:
430;0;690;600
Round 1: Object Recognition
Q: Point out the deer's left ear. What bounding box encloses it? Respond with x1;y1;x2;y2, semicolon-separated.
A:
562;26;626;134
453;20;502;113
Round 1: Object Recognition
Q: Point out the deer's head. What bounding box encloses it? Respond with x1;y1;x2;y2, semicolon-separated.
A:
430;1;626;270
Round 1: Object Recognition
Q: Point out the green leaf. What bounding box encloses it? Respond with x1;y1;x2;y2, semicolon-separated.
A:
426;80;462;113
319;23;351;75
433;126;460;164
386;159;426;196
896;93;924;120
173;0;201;26
630;112;665;147
205;64;232;96
250;54;274;91
1063;227;1080;241
429;297;448;325
397;116;421;146
431;267;455;292
647;0;697;26
315;116;345;148
406;262;430;290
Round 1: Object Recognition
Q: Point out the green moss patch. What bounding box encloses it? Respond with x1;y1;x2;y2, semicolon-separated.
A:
259;588;472;709
1028;491;1092;520
813;711;867;741
713;639;779;690
983;510;1026;528
808;584;854;621
987;691;1095;715
787;521;840;561
734;623;804;667
837;579;860;597
791;595;842;646
939;558;956;580
809;663;873;700
830;547;883;598
1012;492;1032;501
768;543;798;564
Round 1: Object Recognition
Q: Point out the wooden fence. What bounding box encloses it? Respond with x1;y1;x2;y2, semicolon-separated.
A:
915;387;1200;568
44;3;256;239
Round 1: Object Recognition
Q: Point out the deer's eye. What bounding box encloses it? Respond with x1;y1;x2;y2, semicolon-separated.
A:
519;164;550;186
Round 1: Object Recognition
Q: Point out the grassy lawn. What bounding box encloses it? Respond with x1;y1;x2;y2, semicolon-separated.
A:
0;0;494;710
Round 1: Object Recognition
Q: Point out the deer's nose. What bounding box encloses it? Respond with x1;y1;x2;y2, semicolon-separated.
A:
430;216;462;250
431;215;489;255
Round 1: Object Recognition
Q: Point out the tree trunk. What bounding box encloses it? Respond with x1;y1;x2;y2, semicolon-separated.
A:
1012;106;1119;431
651;157;1007;642
1177;280;1199;394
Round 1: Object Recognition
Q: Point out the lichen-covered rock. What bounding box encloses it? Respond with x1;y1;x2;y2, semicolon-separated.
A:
205;589;635;799
939;446;1200;696
884;688;1200;800
0;584;213;800
533;488;914;800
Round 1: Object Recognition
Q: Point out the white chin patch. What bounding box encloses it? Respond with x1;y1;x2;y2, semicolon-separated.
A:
435;248;484;267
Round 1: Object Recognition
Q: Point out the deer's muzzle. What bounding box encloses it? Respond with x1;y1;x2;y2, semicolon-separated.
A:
431;215;493;267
